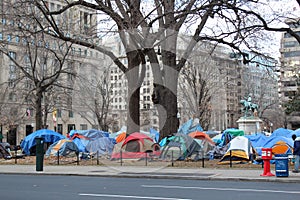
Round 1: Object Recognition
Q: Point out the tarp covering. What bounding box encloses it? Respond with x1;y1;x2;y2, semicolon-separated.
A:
46;139;79;156
271;128;293;137
85;137;115;156
260;136;293;155
21;129;66;155
69;129;112;153
69;129;109;140
72;137;89;152
245;134;293;156
178;118;203;135
149;128;160;143
290;128;300;137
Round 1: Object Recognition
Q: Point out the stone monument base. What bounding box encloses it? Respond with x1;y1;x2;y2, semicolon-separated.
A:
237;116;263;135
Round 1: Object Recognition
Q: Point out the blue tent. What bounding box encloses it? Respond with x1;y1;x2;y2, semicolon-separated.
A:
21;129;66;155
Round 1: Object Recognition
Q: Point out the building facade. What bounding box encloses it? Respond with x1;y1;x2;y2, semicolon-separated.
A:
278;18;300;129
0;0;108;145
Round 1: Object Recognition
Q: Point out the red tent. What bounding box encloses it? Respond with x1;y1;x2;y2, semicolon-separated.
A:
111;132;160;160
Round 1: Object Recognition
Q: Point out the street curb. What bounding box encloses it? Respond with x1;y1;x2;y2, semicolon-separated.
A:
1;171;300;183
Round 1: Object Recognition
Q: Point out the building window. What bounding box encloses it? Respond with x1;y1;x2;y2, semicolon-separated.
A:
8;92;17;101
80;124;87;130
67;124;76;133
57;124;63;134
8;51;16;60
69;111;73;118
57;109;62;118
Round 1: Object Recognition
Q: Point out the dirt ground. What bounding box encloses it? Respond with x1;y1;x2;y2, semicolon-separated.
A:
0;155;281;170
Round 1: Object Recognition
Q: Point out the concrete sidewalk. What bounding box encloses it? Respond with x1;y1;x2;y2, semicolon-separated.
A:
1;164;300;183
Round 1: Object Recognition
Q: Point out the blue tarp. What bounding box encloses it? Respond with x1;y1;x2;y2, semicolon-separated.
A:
178;118;203;135
245;133;268;149
150;128;160;143
290;128;300;137
271;128;293;137
85;137;115;155
21;129;66;155
45;139;79;156
72;137;89;152
69;129;109;139
245;133;294;156
69;129;112;153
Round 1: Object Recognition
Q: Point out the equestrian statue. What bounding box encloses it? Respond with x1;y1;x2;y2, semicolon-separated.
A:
240;94;259;117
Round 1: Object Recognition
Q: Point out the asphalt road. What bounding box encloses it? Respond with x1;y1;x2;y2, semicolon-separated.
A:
1;174;300;200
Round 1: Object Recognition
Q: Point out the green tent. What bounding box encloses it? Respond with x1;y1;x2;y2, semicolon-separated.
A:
159;133;202;161
225;129;244;137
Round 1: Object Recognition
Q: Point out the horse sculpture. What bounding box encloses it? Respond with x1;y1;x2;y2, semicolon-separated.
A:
240;99;258;117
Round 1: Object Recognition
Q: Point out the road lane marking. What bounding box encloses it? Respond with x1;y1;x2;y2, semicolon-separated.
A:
142;185;300;194
79;193;192;200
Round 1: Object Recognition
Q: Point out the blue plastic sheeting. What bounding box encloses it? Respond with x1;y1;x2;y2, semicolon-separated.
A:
45;139;79;156
72;137;89;152
290;128;300;137
178;119;203;135
245;133;268;149
150;128;160;143
21;129;66;155
245;134;294;156
85;137;115;155
69;129;109;139
271;128;293;137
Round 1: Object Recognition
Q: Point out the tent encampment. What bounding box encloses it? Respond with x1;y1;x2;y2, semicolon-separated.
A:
111;132;160;160
218;136;254;164
21;129;66;155
46;139;79;156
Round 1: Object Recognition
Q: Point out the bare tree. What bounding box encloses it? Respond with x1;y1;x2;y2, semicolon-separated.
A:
0;1;75;131
74;64;114;131
29;0;300;140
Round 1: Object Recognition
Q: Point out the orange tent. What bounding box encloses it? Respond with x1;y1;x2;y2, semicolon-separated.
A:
189;131;215;145
272;141;292;155
115;132;126;143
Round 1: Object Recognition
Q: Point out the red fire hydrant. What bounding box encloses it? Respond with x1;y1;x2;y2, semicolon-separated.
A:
260;148;275;176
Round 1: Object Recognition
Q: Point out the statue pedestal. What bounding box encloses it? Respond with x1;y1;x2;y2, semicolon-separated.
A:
236;117;263;135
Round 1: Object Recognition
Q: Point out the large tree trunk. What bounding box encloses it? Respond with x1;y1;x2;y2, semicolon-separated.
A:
126;51;142;136
35;88;43;131
156;67;179;141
